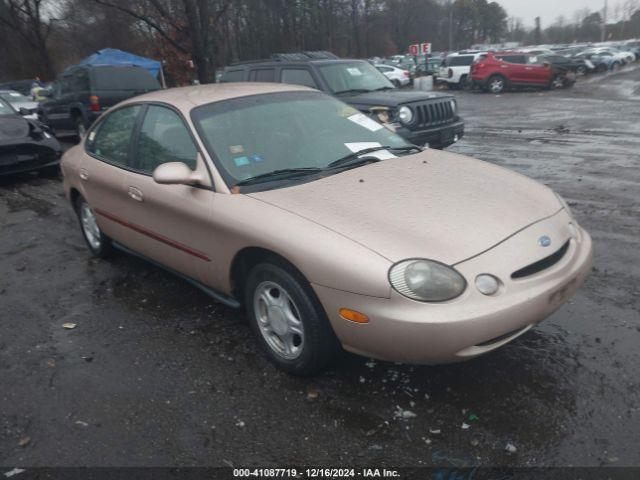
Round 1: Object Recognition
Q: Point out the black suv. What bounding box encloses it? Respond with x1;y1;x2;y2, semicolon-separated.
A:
220;52;464;149
38;65;160;138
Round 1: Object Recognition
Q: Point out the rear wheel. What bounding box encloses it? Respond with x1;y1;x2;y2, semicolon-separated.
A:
244;261;341;375
75;195;112;257
550;74;565;90
459;75;470;90
487;75;506;94
74;115;87;142
392;79;401;88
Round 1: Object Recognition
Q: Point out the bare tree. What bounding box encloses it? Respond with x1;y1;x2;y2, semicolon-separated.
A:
0;0;63;79
91;0;230;83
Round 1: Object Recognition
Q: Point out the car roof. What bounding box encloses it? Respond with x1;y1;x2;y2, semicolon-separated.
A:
226;58;367;69
119;82;314;111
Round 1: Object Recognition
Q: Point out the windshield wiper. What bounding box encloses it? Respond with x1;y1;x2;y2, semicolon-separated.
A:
327;145;424;170
372;86;395;91
234;167;322;187
326;146;390;169
333;88;372;95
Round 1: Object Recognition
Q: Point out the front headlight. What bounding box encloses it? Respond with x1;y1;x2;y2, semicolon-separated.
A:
554;192;574;219
397;106;414;124
389;259;467;302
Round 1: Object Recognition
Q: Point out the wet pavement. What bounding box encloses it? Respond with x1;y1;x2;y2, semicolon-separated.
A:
1;66;639;468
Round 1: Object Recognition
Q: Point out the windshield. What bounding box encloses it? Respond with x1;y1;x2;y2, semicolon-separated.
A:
191;91;411;189
0;98;15;115
318;61;394;94
0;91;31;104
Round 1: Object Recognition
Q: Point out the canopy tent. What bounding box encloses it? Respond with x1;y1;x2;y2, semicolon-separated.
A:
69;48;165;86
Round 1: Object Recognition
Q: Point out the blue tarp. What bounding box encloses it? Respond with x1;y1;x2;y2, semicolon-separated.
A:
72;48;161;78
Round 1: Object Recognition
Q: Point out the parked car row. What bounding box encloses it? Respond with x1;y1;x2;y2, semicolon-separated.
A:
432;40;639;93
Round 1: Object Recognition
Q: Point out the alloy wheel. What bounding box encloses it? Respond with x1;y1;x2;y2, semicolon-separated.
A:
80;202;101;251
253;281;305;360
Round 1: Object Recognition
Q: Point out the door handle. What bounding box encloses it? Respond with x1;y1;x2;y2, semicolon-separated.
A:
127;186;144;202
79;168;89;181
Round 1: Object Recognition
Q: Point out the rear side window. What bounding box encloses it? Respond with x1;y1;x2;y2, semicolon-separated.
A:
222;69;245;82
281;69;317;88
497;55;527;64
91;68;160;91
135;105;197;173
448;56;474;66
88;105;141;166
249;69;275;82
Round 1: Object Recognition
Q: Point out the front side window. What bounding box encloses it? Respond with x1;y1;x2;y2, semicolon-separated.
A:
318;61;393;94
88;105;141;166
191;91;410;189
135;105;197;173
447;56;475;67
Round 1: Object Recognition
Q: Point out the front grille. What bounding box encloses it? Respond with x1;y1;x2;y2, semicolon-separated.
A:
413;99;455;128
511;240;571;279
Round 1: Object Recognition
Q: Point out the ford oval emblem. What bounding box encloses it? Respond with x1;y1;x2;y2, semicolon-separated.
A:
538;235;552;247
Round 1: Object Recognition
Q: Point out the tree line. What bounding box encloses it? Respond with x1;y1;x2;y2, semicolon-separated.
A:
0;0;638;85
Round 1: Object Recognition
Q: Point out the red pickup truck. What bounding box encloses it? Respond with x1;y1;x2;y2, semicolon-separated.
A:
471;52;575;93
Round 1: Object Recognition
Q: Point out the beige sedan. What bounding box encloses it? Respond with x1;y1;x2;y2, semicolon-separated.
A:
61;83;593;375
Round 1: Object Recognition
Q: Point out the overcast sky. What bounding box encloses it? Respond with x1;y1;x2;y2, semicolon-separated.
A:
498;0;608;26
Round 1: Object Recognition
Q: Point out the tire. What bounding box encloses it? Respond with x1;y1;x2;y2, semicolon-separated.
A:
74;115;87;142
487;75;506;94
459;75;470;90
596;64;607;74
576;65;587;76
611;61;620;71
244;261;341;375
75;195;112;258
549;74;565;90
392;79;401;88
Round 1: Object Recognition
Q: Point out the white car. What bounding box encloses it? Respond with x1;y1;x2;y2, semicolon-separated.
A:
0;90;39;120
586;48;633;65
437;52;486;89
375;64;411;88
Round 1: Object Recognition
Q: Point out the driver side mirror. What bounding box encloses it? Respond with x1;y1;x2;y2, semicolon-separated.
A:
18;107;31;116
153;162;203;186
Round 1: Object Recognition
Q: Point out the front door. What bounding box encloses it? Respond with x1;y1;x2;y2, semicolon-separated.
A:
119;104;216;284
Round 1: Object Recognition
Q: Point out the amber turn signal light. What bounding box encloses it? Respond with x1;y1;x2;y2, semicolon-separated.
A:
339;308;369;324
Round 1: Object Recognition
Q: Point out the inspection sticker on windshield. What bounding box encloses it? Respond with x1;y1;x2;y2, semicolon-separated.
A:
347;113;383;132
346;67;363;76
345;142;396;160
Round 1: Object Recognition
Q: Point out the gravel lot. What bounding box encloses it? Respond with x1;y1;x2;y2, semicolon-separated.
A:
1;66;639;468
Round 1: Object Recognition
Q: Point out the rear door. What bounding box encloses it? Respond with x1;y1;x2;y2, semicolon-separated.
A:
120;104;215;283
81;104;143;243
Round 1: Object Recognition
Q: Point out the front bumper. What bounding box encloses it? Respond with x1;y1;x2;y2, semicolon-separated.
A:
312;210;593;364
0;137;62;175
397;119;465;149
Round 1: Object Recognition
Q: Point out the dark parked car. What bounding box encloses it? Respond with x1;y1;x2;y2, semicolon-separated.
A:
0;97;61;176
220;52;464;149
0;79;39;96
539;54;592;75
38;65;161;139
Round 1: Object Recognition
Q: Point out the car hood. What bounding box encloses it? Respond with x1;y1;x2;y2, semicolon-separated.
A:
344;90;452;109
13;101;38;110
248;150;562;265
0;115;29;141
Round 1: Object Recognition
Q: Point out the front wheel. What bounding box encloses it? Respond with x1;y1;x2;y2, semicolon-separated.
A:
244;261;341;375
75;195;112;257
